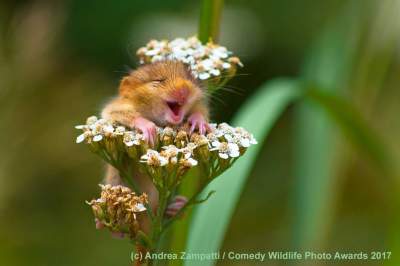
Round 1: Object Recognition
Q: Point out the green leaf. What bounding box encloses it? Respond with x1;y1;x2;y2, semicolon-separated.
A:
192;190;215;205
198;0;224;43
305;87;393;175
291;3;367;249
291;84;395;248
184;78;302;266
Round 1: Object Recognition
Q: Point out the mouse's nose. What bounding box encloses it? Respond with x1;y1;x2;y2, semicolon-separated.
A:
173;87;189;105
172;78;191;104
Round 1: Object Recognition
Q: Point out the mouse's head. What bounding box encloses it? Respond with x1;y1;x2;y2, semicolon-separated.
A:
119;60;204;126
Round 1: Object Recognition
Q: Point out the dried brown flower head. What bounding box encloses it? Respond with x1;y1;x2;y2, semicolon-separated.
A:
87;184;148;239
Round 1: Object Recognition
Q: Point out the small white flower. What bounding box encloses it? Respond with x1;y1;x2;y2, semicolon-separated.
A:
76;132;90;143
95;198;106;204
227;143;240;157
162;145;180;156
145;49;160;56
233;127;258;146
239;134;257;147
170;48;187;59
151;55;164;62
206;132;218;143
102;124;114;136
188;158;198;166
86;116;98;125
215;123;235;138
180;142;197;159
201;59;214;70
140;150;168;167
228;56;243;67
123;131;141;146
208;123;217;130
76;133;85;143
240;138;250;148
133;203;146;212
210;141;240;159
191;134;209;146
180;157;198;167
199;72;211;80
170;38;186;47
225;133;251;148
161;145;180;163
212;46;229;59
209;68;221;76
161;127;175;137
114;126;126;135
75;125;87;130
93;135;103;142
222;62;231;69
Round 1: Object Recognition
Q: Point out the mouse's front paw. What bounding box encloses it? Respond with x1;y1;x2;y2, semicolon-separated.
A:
165;195;188;218
95;218;126;239
132;117;157;146
188;112;210;135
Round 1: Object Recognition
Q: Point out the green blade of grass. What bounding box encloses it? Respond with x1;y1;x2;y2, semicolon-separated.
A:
292;84;395;251
291;2;365;250
198;0;224;43
184;78;302;266
305;87;393;174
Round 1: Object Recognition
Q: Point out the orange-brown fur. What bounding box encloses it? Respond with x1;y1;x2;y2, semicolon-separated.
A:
102;60;208;127
101;61;208;243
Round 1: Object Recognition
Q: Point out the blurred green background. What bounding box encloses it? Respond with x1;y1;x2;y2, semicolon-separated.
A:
1;0;400;265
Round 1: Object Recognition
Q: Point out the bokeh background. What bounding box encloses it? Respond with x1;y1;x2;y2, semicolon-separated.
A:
1;0;400;265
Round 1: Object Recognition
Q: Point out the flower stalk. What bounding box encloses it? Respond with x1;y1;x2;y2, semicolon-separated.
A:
77;117;256;264
198;0;224;43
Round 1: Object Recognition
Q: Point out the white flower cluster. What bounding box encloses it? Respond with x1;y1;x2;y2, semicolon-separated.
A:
140;144;199;168
75;116;257;168
75;116;142;145
208;123;258;159
136;36;243;80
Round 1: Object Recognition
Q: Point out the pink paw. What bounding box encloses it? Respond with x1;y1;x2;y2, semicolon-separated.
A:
165;195;188;217
111;231;126;239
95;218;104;229
188;112;210;135
95;219;126;239
133;117;157;146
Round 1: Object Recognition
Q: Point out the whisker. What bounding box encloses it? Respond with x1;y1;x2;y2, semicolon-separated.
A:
204;73;251;82
218;84;246;93
206;93;227;107
216;87;245;96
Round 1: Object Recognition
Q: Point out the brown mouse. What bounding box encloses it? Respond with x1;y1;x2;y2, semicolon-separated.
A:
100;60;209;237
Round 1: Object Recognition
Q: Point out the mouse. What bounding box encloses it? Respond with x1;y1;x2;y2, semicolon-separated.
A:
100;60;210;237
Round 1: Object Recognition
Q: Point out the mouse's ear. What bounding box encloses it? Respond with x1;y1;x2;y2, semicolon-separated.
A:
119;76;140;96
119;76;131;96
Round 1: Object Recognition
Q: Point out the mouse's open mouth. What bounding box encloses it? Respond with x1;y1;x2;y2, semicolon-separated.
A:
167;101;182;116
166;101;184;125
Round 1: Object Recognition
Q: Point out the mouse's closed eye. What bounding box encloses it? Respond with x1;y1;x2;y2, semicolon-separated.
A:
151;77;167;83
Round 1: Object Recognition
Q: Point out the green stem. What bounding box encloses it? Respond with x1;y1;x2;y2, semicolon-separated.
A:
198;0;224;43
148;187;170;266
163;178;212;230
